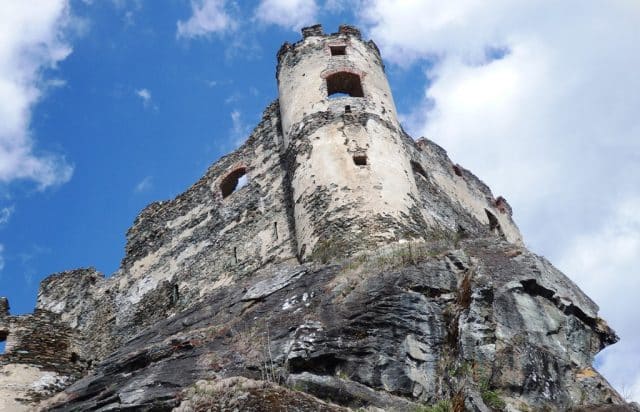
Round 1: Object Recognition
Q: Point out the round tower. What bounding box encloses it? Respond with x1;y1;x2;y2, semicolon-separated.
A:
277;24;426;260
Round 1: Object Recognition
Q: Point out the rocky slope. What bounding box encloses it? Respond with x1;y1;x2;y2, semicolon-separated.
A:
35;237;633;411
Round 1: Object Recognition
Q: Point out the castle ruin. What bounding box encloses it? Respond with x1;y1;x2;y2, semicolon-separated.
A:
0;25;632;411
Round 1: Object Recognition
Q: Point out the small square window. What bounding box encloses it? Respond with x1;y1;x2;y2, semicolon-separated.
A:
353;154;367;166
330;45;346;56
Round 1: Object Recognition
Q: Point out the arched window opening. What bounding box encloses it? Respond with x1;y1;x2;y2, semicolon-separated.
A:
326;72;364;98
330;45;346;56
411;161;427;180
220;168;247;198
485;209;505;239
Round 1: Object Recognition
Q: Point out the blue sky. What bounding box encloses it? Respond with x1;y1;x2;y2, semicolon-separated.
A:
1;0;639;401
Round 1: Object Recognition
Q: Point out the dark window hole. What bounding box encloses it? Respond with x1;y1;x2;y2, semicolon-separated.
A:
411;161;427;179
327;72;364;98
485;209;505;239
274;222;279;240
70;352;79;363
233;247;238;264
220;168;248;198
344;105;351;113
353;154;368;166
330;45;347;56
0;330;7;355
453;165;463;177
170;284;179;306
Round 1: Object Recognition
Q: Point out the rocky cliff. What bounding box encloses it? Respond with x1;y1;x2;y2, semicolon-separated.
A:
0;25;637;412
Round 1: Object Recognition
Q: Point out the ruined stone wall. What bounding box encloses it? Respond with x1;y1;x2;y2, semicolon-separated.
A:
0;307;86;411
109;100;298;346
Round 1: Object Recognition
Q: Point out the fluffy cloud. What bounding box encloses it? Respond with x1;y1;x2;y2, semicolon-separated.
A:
358;0;640;401
254;0;318;30
0;1;74;189
177;0;237;39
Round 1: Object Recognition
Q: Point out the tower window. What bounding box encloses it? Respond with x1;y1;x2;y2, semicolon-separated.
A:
353;153;368;166
326;72;364;98
220;168;247;198
344;105;351;113
330;45;346;56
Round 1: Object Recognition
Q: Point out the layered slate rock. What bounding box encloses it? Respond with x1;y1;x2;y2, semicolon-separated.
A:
38;238;632;411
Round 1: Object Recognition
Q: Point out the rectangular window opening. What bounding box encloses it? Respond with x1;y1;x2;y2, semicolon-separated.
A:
0;331;7;355
327;72;364;98
353;154;368;166
330;45;346;56
344;105;351;113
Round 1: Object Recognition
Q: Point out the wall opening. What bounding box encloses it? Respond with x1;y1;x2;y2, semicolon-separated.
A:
70;352;79;363
453;165;463;177
330;45;346;56
326;72;364;98
344;105;351;113
233;247;238;264
220;168;247;198
485;209;505;239
274;222;279;240
170;284;179;306
411;161;427;179
0;330;7;355
353;153;368;166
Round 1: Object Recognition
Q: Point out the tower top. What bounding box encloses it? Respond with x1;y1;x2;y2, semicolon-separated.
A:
276;24;383;81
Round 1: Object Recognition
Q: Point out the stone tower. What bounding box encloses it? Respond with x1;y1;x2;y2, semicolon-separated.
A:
277;24;521;260
278;24;425;260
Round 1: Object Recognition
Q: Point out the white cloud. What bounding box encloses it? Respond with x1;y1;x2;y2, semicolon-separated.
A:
135;88;155;109
230;109;250;146
0;206;14;225
254;0;319;30
134;176;152;193
177;0;237;39
358;0;640;401
0;1;75;189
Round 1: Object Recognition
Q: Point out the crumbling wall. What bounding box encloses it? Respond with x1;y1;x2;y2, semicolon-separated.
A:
111;100;297;345
0;306;86;411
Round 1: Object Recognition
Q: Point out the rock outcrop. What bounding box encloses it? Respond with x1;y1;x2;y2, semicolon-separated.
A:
0;24;636;412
